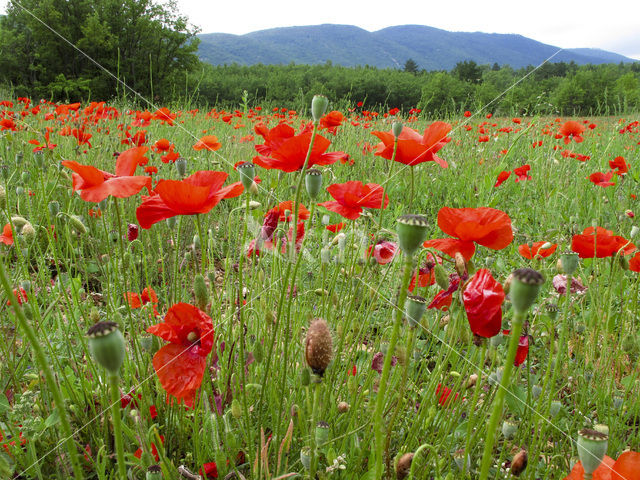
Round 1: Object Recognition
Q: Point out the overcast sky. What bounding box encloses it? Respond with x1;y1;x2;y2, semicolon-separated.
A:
2;0;639;60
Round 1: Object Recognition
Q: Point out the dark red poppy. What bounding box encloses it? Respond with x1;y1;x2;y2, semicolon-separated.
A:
125;286;159;316
427;273;461;311
514;335;529;366
371;121;452;168
318;181;388;220
0;223;13;245
367;240;398;265
571;226;635;258
135;171;243;229
518;241;558;259
134;435;164;462
558;120;585;144
61;146;152;202
200;462;219;479
424;207;513;261
409;253;441;292
494;171;511;187
147;303;214;407
609;156;629;175
462;269;504;338
588;171;615;187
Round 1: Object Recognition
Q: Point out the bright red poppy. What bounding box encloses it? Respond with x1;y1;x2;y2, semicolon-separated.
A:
200;462;219;479
514;335;529;366
61;147;152;202
494;170;511;187
409;253;441;292
514;164;532;182
518;241;558;259
318;181;388;220
193;135;221;151
326;223;345;233
630;252;640;272
371;121;452;168
152;138;172;153
319;111;345;135
253;129;347;172
254;123;306;157
462;269;504;338
135;171;243;229
0;223;13;245
571;227;635;258
559;120;586;144
147;303;214;407
609;156;629;176
611;451;640;480
563;455;614;480
424;207;513;261
589;171;615;187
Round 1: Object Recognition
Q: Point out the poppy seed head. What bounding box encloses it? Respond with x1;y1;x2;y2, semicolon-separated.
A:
305;318;333;376
512;268;545;286
87;321;119;338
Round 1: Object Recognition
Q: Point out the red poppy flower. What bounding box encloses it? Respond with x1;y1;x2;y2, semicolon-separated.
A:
0;118;17;131
326;222;345;233
71;128;92;147
135;171;243;229
7;287;28;306
134;435;164;462
609;156;629;175
152;138;172;153
409;253;441;292
435;383;459;406
563;455;614;480
427;273;461;311
254;123;305;157
319;111;345;135
518;241;558;259
462;269;504;338
494;171;511;187
147;303;214;407
125;286;159;315
0;223;13;245
253;129;347;172
464;111;471;117
193;135;222;151
514;335;529;366
514;164;532;182
589;171;615;187
371;121;451;168
571;226;635;258
367;240;398;265
558;120;585;144
424;207;513;261
61;146;152;202
267;201;310;222
318;181;388;220
200;462;219;479
611;451;640;480
630;252;640;272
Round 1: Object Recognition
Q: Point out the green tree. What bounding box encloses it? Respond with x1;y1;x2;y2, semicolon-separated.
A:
453;60;483;84
404;58;419;74
0;0;200;100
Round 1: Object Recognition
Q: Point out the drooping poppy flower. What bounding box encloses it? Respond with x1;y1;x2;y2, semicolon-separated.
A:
518;241;558;259
563;455;614;480
253;129;347;172
371;121;452;168
193;135;222;151
589;171;615;188
514;335;529;366
147;303;214;407
552;274;587;295
319;111;345;135
200;462;219;479
611;451;640;480
571;227;635;258
135;171;243;229
367;240;398;265
61;146;152;202
559;120;586;144
428;273;462;311
494;170;511;187
609;156;629;176
514;164;532;182
424;207;513;261
462;269;504;338
318;181;388;220
0;223;13;245
409;253;441;292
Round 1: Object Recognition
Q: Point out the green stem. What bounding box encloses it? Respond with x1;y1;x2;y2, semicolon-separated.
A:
309;379;322;479
109;374;127;479
0;260;84;479
373;257;413;479
478;312;525;480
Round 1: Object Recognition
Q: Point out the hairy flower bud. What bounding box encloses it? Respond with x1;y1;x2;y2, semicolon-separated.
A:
305;318;333;376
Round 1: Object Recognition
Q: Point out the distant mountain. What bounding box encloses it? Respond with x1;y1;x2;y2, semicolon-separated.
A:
197;24;635;70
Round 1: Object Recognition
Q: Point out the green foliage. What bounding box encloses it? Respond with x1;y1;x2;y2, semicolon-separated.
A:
0;0;200;101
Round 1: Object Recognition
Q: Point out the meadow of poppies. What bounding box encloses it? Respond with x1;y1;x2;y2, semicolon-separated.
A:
0;95;639;479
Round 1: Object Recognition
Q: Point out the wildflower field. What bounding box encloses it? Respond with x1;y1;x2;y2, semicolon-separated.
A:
0;95;639;480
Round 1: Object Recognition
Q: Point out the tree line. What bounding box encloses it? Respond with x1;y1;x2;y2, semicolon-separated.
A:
1;0;639;115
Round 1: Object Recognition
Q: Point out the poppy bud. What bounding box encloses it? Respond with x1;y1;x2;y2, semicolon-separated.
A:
560;252;579;275
396;452;413;480
502;420;518;439
311;95;329;122
15;186;24;196
193;234;200;251
175;157;187;177
21;171;30;183
305;318;333;376
322;214;330;225
545;303;559;321
631;226;639;239
68;215;87;235
619;254;630;270
396;214;429;257
577;428;608;477
321;247;331;264
510;449;528;476
549;400;562;417
509;268;544;315
405;295;427;327
454;252;466;277
315;421;329;445
249;200;261;210
21;222;35;242
194;274;209;310
231;399;242;418
109;230;119;244
433;263;449;290
48;200;59;216
531;384;542;399
87;321;126;376
237;162;255;190
305;168;323;200
11;216;28;229
392;121;404;138
146;465;163;480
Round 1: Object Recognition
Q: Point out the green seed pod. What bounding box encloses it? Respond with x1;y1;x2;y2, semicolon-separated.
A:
305;168;323;200
68;215;87;235
315;421;329;445
434;263;449;290
48;201;60;216
311;95;329;122
392;121;403;138
253;340;264;364
531;385;542;400
15;186;24;196
237;162;256;190
509;268;545;315
175;157;187;177
549;400;562;417
405;295;427;327
108;230;119;244
396;214;430;257
560;252;579;275
577;429;608;476
193;274;209;310
146;465;163;480
231;399;242;418
87;321;126;376
21;171;30;183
